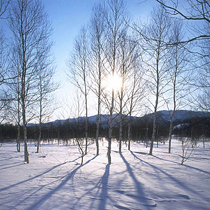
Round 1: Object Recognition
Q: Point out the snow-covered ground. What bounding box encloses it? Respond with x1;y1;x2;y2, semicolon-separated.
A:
0;139;210;210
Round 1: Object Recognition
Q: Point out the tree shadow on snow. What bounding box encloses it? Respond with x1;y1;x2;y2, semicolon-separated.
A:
97;164;110;210
120;153;155;209
26;155;97;210
152;154;210;176
182;164;210;176
70;163;110;210
0;156;81;192
130;151;209;203
0;162;24;170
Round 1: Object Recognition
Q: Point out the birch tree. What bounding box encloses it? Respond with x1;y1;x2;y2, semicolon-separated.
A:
167;20;189;153
90;3;106;156
9;0;53;163
126;48;145;151
36;58;55;153
67;27;90;155
104;0;128;164
7;49;22;152
135;5;171;155
117;33;140;153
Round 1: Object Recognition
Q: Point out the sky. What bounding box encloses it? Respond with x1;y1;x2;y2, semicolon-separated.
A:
42;0;156;121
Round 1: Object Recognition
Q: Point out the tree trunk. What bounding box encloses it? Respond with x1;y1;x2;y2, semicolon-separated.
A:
119;83;124;153
84;76;88;155
22;52;29;163
17;123;21;152
17;110;21;152
37;121;41;153
149;71;159;155
108;117;112;165
23;115;29;163
128;114;131;150
119;112;122;153
149;111;156;155
96;56;101;156
17;74;21;152
149;38;160;155
22;85;29;163
37;72;42;153
108;88;114;164
168;40;178;153
168;112;174;153
96;111;100;156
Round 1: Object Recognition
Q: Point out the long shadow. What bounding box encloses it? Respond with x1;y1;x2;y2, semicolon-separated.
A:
152;154;210;176
130;151;210;203
183;164;210;176
131;151;189;189
98;164;110;210
27;155;97;210
0;156;18;163
120;154;155;209
0;156;81;192
70;163;110;209
152;154;180;165
0;162;24;170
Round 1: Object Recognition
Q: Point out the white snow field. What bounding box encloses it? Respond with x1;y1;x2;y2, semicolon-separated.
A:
0;139;210;210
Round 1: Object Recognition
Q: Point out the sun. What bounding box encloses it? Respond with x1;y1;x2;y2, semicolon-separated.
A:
107;73;122;92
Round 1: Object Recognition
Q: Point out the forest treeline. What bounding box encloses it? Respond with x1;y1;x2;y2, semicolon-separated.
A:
1;111;210;143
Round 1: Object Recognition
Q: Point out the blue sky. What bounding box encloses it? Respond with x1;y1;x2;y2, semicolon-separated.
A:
42;0;156;120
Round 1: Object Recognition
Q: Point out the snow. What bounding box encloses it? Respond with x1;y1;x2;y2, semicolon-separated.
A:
0;139;210;210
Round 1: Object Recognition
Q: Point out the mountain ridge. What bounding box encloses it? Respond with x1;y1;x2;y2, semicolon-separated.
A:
34;110;210;127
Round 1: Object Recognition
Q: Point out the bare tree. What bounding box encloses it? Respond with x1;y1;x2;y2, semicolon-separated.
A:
156;0;210;144
180;137;195;165
126;49;145;151
103;0;128;164
67;27;90;155
117;33;141;153
135;5;172;155
9;0;53;163
166;20;189;153
90;3;106;156
70;91;85;165
7;50;22;152
36;57;56;153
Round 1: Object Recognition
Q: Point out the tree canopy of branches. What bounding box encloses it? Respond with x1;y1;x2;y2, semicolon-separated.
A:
135;5;172;155
67;27;90;156
156;0;210;44
90;3;106;156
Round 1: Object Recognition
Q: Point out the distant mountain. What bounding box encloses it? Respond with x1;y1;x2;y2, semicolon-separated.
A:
25;110;210;140
141;110;210;123
27;110;210;127
51;114;111;125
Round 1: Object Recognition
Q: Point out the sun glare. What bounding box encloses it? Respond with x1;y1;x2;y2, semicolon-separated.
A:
107;74;122;92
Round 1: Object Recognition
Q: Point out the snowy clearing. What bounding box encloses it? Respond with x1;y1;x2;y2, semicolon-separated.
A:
0;139;210;210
